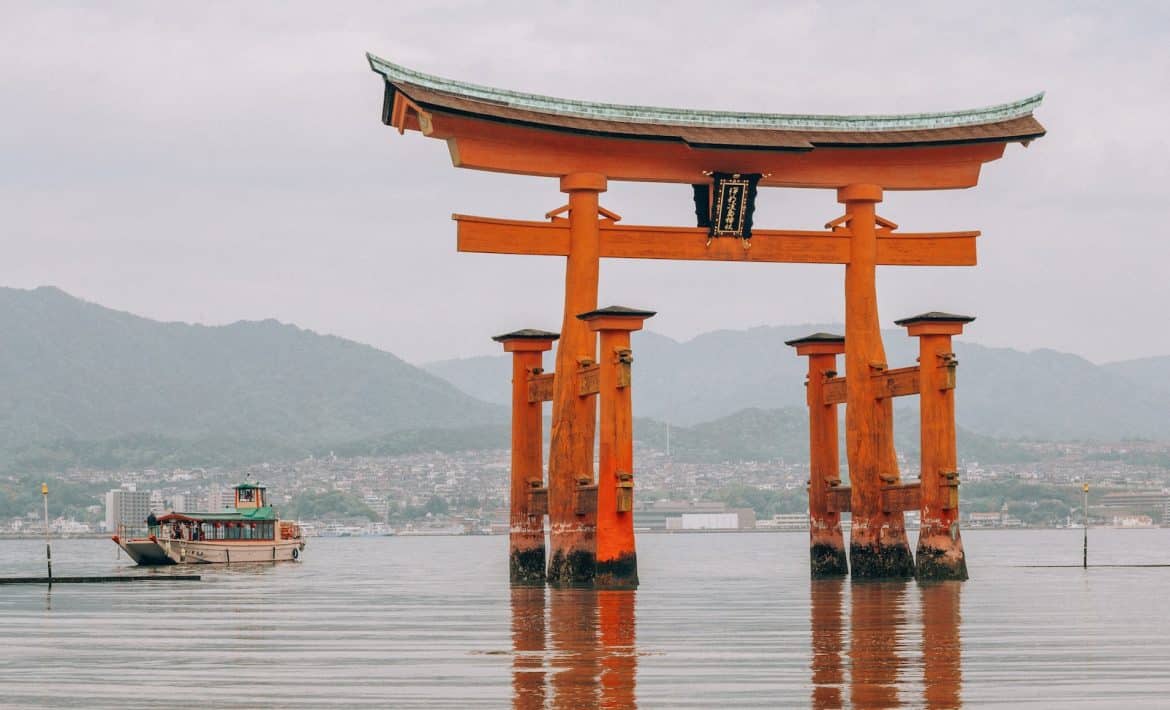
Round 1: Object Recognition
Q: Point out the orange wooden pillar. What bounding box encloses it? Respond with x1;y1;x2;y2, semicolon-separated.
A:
786;333;849;578
840;184;915;578
580;306;654;589
494;329;558;585
547;172;606;586
897;312;973;581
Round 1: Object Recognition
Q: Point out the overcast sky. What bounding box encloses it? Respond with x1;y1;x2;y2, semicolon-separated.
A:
3;2;1168;364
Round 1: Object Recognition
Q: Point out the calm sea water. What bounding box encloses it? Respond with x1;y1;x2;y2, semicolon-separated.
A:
1;529;1169;708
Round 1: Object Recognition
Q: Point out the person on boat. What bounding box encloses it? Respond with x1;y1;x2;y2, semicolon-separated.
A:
146;512;159;537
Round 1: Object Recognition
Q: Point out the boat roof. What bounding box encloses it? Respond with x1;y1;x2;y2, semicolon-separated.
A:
367;53;1045;149
234;482;265;490
157;506;276;523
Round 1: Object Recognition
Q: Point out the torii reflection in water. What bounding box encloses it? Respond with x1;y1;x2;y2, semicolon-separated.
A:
810;579;962;709
511;587;637;709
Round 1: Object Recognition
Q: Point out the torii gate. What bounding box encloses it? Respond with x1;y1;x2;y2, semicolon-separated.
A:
368;54;1044;585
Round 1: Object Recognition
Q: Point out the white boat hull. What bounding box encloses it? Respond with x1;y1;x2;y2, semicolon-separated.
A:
114;536;305;565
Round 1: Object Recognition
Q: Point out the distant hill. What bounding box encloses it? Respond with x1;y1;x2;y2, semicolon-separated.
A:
0;286;504;466
632;407;1035;465
1104;355;1170;396
428;325;1170;441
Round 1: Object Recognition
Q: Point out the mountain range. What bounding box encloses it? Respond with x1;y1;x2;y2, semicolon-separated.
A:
427;325;1170;441
0;286;503;467
2;285;1169;473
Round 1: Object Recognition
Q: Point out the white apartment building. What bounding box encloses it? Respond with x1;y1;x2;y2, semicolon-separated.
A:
105;489;152;533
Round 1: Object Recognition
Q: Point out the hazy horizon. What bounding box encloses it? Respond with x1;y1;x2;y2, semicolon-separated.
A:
8;282;1162;368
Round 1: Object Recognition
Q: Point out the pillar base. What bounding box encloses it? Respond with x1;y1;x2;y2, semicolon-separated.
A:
916;534;968;581
547;547;595;587
510;546;546;587
849;539;915;579
595;552;638;590
810;542;849;578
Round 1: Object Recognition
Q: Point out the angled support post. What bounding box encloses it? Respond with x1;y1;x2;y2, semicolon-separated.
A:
897;312;974;581
493;328;559;586
579;306;655;589
839;184;915;579
548;172;607;586
786;332;849;578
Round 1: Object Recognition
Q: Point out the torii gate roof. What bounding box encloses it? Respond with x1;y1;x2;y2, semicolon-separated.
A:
369;53;1043;149
367;53;1044;189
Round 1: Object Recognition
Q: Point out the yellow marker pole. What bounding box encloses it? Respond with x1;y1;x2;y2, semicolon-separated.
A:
1082;482;1089;569
42;482;53;587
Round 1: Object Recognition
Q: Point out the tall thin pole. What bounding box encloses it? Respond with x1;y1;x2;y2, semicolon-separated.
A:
1082;482;1089;569
42;482;52;587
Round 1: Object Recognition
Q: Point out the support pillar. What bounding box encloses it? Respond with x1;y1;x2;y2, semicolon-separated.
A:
580;306;655;589
839;184;915;578
897;312;974;581
786;332;849;577
493;329;558;585
548;172;606;586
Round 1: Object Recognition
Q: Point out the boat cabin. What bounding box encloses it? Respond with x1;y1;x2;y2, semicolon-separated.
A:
152;482;301;542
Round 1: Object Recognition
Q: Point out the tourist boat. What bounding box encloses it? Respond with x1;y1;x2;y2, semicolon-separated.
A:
112;482;305;565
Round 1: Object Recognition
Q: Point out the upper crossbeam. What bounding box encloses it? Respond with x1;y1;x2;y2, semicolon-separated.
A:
453;215;978;266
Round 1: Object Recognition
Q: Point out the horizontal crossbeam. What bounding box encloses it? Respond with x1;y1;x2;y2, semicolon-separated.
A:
824;482;923;513
882;482;922;513
527;372;554;403
454;215;978;266
822;365;923;405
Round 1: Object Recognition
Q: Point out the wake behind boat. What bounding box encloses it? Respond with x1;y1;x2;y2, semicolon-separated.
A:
112;482;305;565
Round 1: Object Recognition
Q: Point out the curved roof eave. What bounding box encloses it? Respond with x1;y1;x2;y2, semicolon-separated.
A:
367;52;1043;134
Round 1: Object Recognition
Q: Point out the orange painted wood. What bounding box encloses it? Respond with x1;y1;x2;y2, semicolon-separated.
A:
545;174;604;585
804;352;847;555
577;363;601;397
508;349;547;572
527;372;555;403
822;366;920;405
823;376;847;405
840;185;913;568
455;215;979;266
881;482;922;513
826;486;852;513
595;332;638;574
874;366;920;399
428;111;1006;190
915;332;965;539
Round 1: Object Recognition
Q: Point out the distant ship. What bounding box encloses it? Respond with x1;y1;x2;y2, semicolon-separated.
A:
112;482;306;565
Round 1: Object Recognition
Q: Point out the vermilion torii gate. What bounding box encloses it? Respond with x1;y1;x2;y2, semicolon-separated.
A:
367;54;1044;585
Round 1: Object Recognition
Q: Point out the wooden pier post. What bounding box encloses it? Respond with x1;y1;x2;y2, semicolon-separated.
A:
493;329;559;585
547;172;606;587
839;184;915;579
580;306;655;589
786;333;849;578
897;312;974;581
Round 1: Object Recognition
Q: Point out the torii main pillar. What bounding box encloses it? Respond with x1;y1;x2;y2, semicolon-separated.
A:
840;184;915;579
547;173;607;587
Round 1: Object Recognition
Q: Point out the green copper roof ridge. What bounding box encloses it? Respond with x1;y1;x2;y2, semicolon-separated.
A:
367;53;1043;133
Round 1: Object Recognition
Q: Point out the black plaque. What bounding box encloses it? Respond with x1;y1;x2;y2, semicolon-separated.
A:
708;172;761;239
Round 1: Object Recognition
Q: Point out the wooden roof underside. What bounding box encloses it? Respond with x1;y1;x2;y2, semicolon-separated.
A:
367;54;1046;189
